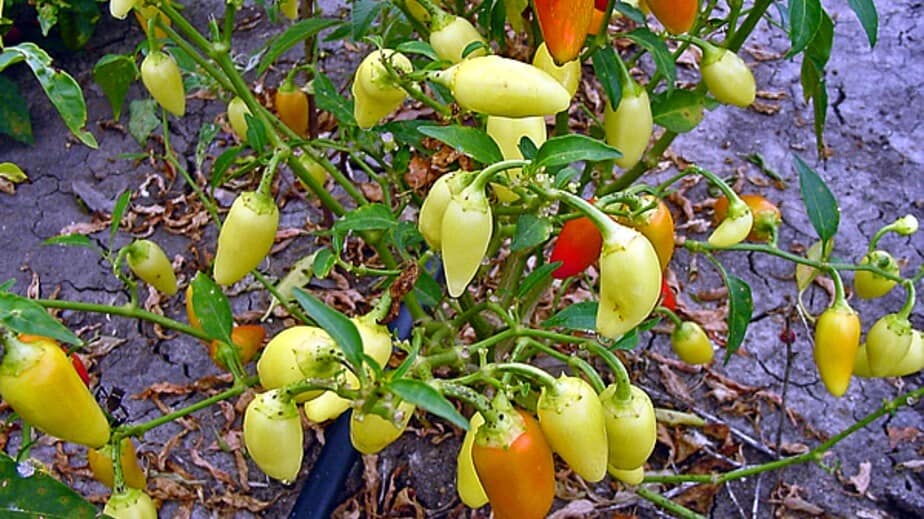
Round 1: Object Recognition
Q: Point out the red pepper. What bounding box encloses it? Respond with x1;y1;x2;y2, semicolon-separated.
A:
550;215;603;279
69;353;91;387
534;0;595;64
660;278;676;311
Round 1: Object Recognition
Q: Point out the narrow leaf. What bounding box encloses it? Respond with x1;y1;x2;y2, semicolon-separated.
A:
542;301;597;331
0;292;81;345
847;0;877;48
92;54;137;120
794;154;839;240
0;453;98;518
590;46;622;111
535;134;622;168
517;262;559;299
257;19;340;75
417;125;503;165
0;162;28;183
625;28;675;89
723;275;753;362
787;0;823;56
128;99;160;145
651;89;706;133
109;191;131;246
390;379;468;430
293;288;363;370
511;214;552;252
190;273;233;344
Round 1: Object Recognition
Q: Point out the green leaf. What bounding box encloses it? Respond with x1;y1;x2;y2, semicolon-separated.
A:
723;275;753;363
0;291;81;346
542;301;597;331
211;146;244;188
6;43;96;148
787;0;823;57
270;253;318;310
190;272;233;344
390;379;468;430
613;2;645;24
244;113;267;153
43;233;97;250
612;329;638;350
414;270;443;308
351;0;383;40
417;125;503;165
195;123;220;172
0;75;33;145
625;28;675;89
847;0;877;48
794;154;838;241
293;288;364;370
590;46;622;111
56;0;99;51
511;215;551;252
128;99;160;146
257;18;340;75
0;162;28;184
518;135;539;160
534;134;622;168
109;191;131;247
393;220;424;252
313;71;356;126
517;262;559;299
0;453;98;518
312;248;336;278
92;54;137;120
651;89;706;133
396;40;440;61
0;280;14;292
332;203;398;251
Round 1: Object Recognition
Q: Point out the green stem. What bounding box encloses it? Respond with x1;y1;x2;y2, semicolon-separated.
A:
646;386;924;485
117;378;257;438
489;362;557;389
829;268;847;306
657;306;684;327
636;487;707;519
436;381;498;424
460;292;493;339
584;341;632;401
898;281;915;320
471;159;531;191
525;338;606;394
37;299;211;342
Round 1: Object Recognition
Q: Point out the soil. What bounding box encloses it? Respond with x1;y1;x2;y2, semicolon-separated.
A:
0;1;922;518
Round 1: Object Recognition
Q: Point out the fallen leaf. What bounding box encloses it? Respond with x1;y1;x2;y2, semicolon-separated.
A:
847;461;872;495
887;426;922;450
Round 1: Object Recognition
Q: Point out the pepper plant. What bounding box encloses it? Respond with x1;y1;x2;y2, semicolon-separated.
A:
0;0;920;517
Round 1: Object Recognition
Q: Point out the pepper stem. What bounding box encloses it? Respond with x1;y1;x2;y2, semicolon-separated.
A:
898;281;916;320
584;341;632;401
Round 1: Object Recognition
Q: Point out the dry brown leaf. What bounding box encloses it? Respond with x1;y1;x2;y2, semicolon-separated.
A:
673;483;721;514
887;426;922;449
658;364;693;402
847;461;872;495
548;499;598;518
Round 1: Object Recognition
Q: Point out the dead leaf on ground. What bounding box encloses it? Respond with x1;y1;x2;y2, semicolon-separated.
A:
887;426;922;450
846;461;872;495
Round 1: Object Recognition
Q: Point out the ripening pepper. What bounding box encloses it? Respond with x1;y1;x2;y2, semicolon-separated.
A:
714;194;781;242
352;49;413;129
865;313;913;377
352;313;394;369
647;0;698;34
472;407;555;519
213;191;279;286
485;115;547;202
660;278;677;311
209;324;266;371
0;334;110;448
125;239;177;296
140;50;185;117
110;0;137;19
429;15;488;63
244;390;303;483
275;79;309;136
537;375;608;482
533;0;595;64
587;4;607;36
708;193;753;247
88;438;147;489
601;384;657;469
597;220;662;339
854;250;900;299
257;326;339;402
227;96;252;142
432;55;571;117
456;413;489;508
350;400;416;454
814;302;861;397
102;489;157;519
604;78;653;169
532;42;582;99
622;197;674;270
134;4;171;39
701;44;756;108
670;321;714;365
441;183;493;297
550;214;603;279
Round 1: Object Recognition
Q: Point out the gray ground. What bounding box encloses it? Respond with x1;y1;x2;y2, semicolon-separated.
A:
0;1;922;517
